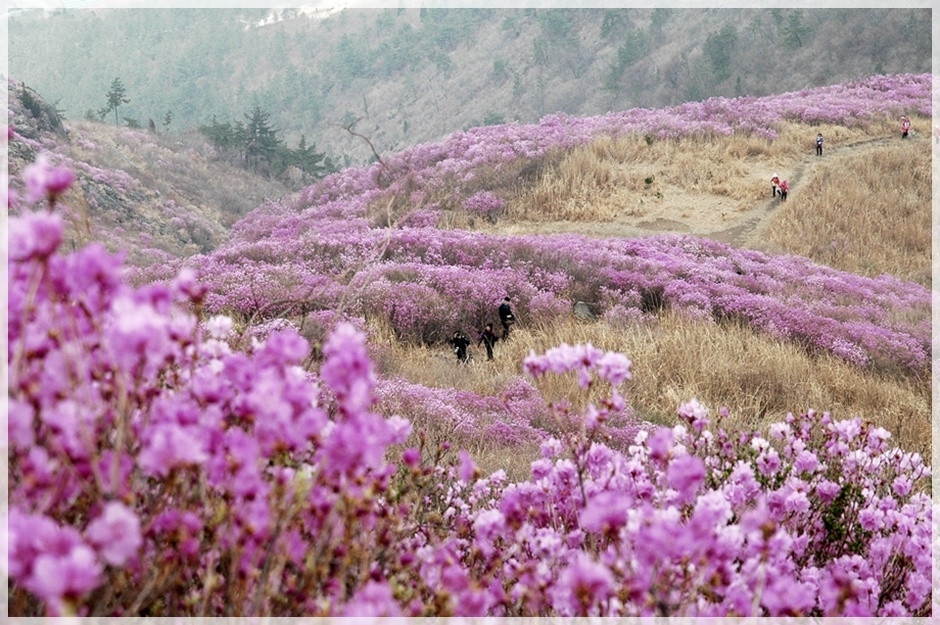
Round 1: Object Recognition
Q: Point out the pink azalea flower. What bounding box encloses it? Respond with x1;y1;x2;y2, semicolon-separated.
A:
551;552;615;616
84;502;142;566
580;490;631;534
678;398;709;431
761;574;816;616
320;322;375;415
667;454;706;503
23;153;75;203
458;449;478;483
138;422;209;477
9;211;64;261
339;580;403;616
892;475;912;497
402;447;421;468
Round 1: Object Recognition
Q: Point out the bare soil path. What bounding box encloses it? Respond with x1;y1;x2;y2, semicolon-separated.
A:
716;134;898;250
496;131;917;255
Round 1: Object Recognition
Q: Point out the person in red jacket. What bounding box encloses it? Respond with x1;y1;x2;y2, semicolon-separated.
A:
778;179;789;201
901;116;911;139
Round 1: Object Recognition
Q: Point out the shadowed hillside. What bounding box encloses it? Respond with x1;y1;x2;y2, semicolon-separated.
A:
7;79;292;265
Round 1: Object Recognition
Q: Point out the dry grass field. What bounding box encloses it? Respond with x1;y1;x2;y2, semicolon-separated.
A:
373;118;932;479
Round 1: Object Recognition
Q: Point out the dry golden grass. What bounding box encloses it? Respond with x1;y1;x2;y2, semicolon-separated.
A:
370;311;930;473
762;140;931;285
502;122;896;222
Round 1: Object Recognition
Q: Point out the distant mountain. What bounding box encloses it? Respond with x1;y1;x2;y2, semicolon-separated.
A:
9;7;930;165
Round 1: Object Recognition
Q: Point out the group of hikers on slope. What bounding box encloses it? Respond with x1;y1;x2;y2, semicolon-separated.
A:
448;296;515;363
450;117;917;364
771;116;913;203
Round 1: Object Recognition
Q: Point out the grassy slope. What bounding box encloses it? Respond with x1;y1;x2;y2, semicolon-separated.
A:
370;119;932;478
8;86;293;266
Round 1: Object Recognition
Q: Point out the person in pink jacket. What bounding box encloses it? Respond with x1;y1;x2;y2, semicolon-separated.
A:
778;179;789;201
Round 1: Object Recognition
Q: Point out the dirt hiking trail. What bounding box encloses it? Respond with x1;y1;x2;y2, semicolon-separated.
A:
497;131;928;255
715;134;906;251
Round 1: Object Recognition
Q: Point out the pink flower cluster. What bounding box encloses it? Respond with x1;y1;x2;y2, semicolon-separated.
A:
167;220;929;375
22;152;75;204
404;396;932;616
8;162;410;616
463;190;505;221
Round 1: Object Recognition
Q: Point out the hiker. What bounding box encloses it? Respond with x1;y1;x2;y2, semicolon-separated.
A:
778;178;789;201
816;133;824;156
901;116;911;139
771;174;781;197
478;323;498;361
498;296;515;340
449;330;471;363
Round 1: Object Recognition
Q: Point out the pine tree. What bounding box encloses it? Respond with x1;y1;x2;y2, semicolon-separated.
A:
294;134;332;183
242;106;281;173
99;77;130;125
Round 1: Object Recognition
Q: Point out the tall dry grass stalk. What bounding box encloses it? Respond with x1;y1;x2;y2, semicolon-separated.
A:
762;140;931;286
60;184;95;253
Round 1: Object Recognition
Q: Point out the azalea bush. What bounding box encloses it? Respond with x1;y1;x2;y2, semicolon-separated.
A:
173;221;930;376
463;190;505;222
6;156;933;617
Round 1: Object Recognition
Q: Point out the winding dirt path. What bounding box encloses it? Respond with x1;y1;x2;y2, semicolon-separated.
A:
494;130;926;254
718;134;898;250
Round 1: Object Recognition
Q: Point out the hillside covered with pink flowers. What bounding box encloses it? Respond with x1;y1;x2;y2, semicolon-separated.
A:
6;73;934;617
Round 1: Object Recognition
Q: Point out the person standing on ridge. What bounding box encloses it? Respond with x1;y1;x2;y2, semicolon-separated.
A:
478;323;498;361
498;296;515;340
816;133;824;156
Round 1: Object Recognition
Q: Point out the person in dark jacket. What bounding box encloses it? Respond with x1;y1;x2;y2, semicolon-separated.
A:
478;323;498;361
498;296;515;340
449;330;471;363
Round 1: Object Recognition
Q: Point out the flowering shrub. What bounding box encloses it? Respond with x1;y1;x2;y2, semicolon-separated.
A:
6;210;933;615
463;190;505;222
174;221;929;376
385;348;933;617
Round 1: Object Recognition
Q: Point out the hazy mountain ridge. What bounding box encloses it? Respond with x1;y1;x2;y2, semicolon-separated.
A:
9;7;930;165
